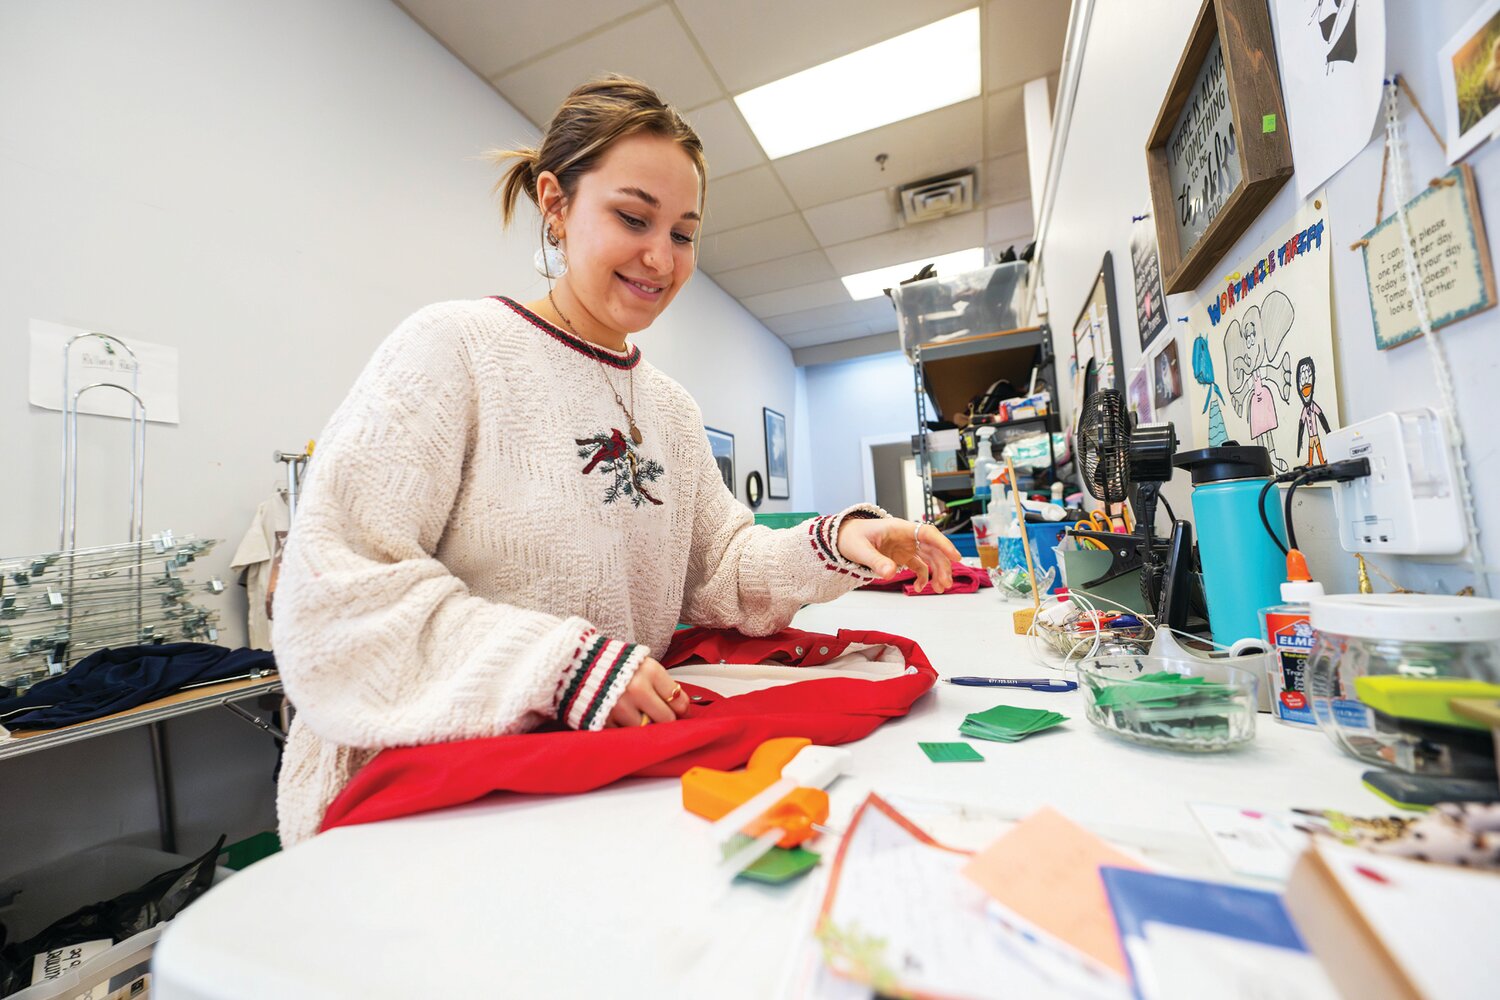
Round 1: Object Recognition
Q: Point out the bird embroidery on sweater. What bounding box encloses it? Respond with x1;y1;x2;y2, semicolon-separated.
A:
576;429;665;507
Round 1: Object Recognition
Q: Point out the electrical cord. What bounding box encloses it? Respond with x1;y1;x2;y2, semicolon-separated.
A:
1158;492;1177;526
1283;471;1314;552
1257;459;1373;554
1259;476;1290;556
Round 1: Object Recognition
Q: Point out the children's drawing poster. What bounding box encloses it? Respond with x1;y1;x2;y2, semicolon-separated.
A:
1187;191;1339;473
1272;0;1386;199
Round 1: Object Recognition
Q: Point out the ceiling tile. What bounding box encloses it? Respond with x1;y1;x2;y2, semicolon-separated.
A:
983;0;1070;93
739;279;851;318
983;150;1031;206
696;213;817;273
782;322;882;349
803;189;900;246
772;99;984;210
684;99;767;177
395;0;654;78
676;0;976;93
492;7;722;126
823;211;985;275
701;166;794;233
766;298;897;336
985;199;1033;245
983;80;1028;158
712;250;836;298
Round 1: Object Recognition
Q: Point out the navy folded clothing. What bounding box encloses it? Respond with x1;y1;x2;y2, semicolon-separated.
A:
0;644;275;730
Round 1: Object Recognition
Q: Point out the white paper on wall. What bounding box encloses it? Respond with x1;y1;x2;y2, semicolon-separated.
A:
28;319;180;424
1273;0;1386;199
1186;192;1338;474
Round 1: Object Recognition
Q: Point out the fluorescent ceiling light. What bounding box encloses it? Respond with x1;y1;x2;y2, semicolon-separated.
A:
734;8;981;159
840;247;986;301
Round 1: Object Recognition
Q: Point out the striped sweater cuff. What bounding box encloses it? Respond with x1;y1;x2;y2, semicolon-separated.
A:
806;504;889;578
554;629;651;731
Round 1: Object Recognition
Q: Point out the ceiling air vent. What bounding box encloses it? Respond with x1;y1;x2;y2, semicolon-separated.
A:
896;169;976;225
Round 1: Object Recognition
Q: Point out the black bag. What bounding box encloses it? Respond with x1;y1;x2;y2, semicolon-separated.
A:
0;836;224;997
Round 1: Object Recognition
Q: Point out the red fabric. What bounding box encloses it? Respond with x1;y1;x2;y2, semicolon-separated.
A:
859;563;993;596
318;627;935;834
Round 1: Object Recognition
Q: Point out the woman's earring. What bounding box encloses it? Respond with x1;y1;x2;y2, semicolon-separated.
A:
533;227;568;278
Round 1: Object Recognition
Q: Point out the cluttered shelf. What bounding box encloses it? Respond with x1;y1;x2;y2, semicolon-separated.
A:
0;675;282;763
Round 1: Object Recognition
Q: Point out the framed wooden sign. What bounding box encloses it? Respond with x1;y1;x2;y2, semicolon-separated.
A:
1359;164;1497;350
1146;0;1293;294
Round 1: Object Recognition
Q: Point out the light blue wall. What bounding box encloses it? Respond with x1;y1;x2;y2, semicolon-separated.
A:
802;351;916;513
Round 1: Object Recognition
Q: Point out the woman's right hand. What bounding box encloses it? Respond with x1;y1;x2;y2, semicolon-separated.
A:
605;656;688;727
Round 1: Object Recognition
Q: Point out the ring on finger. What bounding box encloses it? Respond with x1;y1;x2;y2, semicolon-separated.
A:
913;523;923;548
639;712;650;727
665;685;683;702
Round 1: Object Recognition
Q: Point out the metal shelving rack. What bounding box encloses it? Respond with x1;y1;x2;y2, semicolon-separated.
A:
913;324;1060;522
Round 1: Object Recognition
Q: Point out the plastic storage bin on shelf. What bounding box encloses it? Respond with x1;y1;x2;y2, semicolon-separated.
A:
1304;593;1500;773
890;261;1029;360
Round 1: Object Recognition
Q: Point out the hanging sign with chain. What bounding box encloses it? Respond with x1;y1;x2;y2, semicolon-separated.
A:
1354;77;1497;350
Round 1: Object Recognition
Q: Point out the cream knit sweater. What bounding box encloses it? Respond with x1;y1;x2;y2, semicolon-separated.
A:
272;297;884;844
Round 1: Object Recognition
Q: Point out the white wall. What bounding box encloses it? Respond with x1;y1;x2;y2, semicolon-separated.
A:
1038;0;1500;595
803;351;916;513
0;0;807;875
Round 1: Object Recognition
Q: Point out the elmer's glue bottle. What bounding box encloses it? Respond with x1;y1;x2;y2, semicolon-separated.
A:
1260;550;1324;728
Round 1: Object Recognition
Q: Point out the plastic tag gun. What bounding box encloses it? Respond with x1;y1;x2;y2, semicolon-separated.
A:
681;736;851;877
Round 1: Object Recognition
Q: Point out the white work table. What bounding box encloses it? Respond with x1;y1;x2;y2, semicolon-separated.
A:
153;588;1383;999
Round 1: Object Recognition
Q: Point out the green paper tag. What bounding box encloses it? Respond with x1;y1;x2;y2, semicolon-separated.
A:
736;846;821;884
920;741;985;762
1262;113;1277;133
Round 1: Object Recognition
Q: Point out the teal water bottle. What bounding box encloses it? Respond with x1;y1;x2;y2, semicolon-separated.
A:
1173;445;1287;645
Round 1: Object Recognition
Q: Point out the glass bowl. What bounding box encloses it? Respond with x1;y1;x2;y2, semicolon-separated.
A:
1078;655;1259;752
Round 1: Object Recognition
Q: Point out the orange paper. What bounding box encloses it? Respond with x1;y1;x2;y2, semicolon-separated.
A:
960;806;1146;975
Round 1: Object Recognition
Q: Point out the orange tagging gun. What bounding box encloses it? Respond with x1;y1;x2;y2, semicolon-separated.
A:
682;738;848;859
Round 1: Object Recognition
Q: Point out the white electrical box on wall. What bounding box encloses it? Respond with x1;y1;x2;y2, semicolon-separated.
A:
1325;409;1466;556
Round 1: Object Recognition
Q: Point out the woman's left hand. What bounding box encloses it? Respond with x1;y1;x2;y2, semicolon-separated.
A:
837;518;962;593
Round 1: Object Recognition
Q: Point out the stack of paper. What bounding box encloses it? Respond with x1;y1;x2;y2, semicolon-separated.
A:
961;703;1068;742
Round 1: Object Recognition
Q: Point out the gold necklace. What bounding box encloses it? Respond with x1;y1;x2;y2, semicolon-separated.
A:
549;290;642;444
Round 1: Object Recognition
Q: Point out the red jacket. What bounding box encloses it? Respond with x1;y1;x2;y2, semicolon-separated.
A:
318;626;934;833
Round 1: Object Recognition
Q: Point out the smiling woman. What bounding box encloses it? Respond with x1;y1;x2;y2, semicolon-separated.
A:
267;74;960;847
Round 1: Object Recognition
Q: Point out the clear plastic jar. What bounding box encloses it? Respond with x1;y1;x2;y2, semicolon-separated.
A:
1305;594;1500;774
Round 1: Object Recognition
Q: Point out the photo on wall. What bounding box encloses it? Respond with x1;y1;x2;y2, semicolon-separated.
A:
1128;367;1154;424
1439;0;1500;163
705;426;735;497
1151;339;1184;409
763;407;789;499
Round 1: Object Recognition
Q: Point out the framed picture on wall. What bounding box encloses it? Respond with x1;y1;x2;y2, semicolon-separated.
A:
1070;253;1126;391
704;426;735;497
763;407;789;499
1145;0;1293;293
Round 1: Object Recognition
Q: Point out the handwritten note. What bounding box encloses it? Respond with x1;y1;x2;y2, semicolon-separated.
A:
961;806;1147;976
1360;165;1497;350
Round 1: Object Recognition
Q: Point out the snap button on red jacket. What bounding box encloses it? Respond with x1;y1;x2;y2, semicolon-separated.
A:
317;626;935;834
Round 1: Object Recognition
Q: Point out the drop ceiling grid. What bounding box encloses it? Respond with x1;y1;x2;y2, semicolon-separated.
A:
399;0;1063;347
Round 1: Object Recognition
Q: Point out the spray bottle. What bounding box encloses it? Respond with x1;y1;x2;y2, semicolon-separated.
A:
972;427;1000;501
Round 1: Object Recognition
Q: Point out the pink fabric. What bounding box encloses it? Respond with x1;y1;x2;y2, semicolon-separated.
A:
860;563;993;596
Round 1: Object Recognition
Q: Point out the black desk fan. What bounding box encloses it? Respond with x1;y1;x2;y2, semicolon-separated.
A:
1069;389;1196;628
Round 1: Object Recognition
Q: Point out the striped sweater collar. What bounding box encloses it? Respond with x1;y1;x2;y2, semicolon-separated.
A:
493;296;642;370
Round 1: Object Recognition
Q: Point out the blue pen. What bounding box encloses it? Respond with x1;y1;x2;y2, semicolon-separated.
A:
945;677;1078;691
